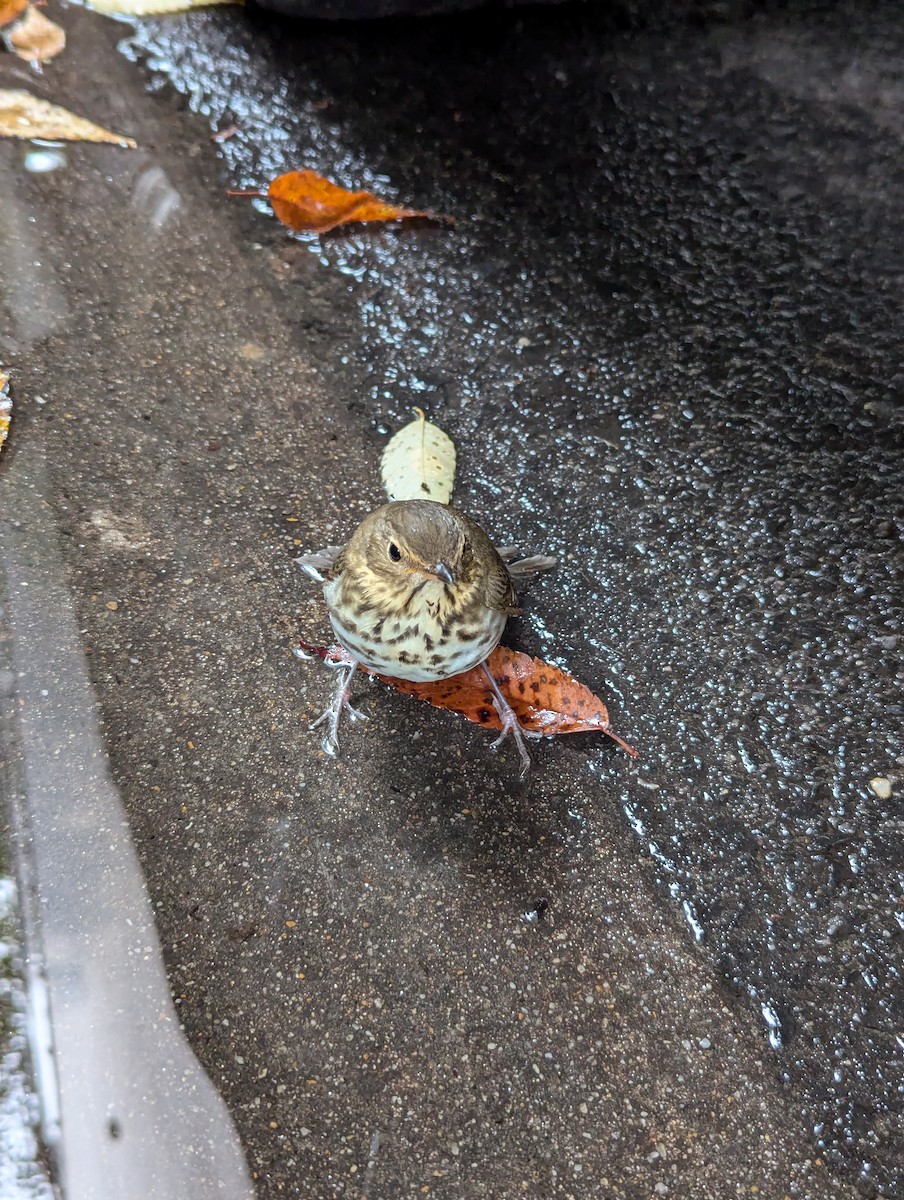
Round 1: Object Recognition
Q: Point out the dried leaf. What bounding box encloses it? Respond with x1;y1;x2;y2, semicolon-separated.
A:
296;641;637;754
86;0;240;14
0;90;136;146
380;407;456;504
0;370;11;456
380;645;636;749
264;169;452;235
4;7;65;62
0;0;28;27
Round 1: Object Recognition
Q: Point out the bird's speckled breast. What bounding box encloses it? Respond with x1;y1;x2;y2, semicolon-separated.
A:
323;575;505;682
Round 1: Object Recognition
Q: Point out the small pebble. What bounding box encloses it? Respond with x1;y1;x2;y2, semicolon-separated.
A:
870;777;892;800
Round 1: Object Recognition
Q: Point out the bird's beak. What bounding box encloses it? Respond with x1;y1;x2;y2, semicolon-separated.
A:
430;562;455;585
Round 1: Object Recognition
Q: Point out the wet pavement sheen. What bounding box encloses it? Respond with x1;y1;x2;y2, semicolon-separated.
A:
1;0;902;1196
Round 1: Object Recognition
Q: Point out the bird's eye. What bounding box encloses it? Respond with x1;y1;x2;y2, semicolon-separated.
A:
388;543;402;562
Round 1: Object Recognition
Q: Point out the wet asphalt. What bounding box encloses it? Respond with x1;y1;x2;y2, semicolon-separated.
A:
1;0;902;1197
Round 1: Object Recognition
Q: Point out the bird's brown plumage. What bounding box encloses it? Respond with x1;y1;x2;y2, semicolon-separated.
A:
323;500;517;682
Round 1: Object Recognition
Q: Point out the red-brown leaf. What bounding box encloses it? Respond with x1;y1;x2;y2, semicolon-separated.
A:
295;641;636;755
266;169;452;235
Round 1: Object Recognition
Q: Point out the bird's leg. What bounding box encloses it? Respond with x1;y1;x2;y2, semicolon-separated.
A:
480;661;539;779
309;658;368;757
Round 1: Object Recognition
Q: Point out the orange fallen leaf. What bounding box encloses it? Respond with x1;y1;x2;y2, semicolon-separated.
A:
2;4;66;62
229;169;453;235
295;641;637;755
0;0;28;26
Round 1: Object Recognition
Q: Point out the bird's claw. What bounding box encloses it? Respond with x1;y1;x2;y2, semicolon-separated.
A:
308;701;367;732
324;655;354;671
480;661;536;779
488;714;534;779
307;660;366;756
489;723;542;750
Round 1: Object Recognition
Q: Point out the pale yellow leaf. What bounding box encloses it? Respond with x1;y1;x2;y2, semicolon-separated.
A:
380;407;456;504
0;90;136;147
86;0;241;14
0;371;11;456
5;7;65;62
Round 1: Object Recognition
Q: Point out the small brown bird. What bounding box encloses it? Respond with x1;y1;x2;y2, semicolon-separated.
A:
298;499;556;774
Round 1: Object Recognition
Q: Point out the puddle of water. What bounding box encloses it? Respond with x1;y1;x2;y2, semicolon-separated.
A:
111;5;904;1194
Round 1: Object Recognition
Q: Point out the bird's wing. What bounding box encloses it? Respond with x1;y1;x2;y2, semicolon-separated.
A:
487;562;519;614
297;545;345;583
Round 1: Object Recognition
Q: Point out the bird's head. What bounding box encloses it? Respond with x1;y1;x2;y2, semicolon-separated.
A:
345;500;469;593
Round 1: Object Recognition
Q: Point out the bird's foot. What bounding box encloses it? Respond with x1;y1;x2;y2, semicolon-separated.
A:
480;661;541;779
309;659;367;756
